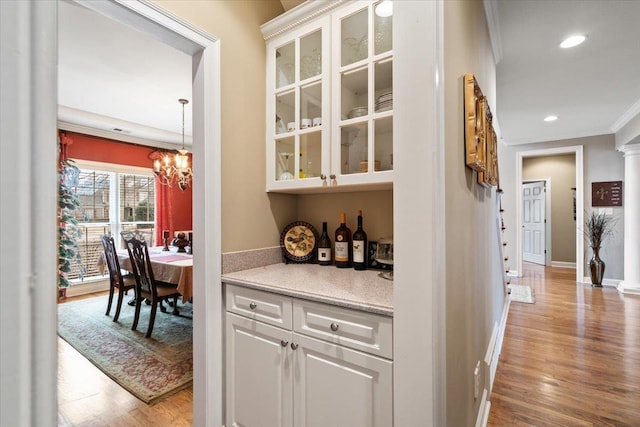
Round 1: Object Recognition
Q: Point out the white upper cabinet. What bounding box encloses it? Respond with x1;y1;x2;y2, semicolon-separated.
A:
263;1;393;193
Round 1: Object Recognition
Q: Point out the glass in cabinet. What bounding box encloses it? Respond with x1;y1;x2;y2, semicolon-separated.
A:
332;1;393;186
267;19;330;191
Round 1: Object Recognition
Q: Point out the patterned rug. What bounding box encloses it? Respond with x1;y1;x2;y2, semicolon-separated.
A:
58;294;193;404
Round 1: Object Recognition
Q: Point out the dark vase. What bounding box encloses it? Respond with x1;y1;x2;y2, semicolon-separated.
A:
589;247;605;287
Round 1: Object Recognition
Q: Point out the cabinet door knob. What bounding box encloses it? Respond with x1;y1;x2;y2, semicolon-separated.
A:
320;174;326;180
249;302;257;310
329;174;336;180
290;342;299;350
281;340;289;347
330;322;339;332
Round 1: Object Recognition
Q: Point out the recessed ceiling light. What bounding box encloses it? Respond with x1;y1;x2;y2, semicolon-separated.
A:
375;0;393;18
560;35;586;49
544;115;558;122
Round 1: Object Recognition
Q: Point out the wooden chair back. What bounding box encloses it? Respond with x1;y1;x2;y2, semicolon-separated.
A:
100;234;135;321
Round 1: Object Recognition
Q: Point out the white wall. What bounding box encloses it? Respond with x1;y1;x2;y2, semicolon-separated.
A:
500;134;625;280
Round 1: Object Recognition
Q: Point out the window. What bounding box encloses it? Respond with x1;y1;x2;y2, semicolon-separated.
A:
68;160;156;283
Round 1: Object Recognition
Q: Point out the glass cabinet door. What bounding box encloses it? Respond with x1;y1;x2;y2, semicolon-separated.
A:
334;1;393;183
269;21;329;188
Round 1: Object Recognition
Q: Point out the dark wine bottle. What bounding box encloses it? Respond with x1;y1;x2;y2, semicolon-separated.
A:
352;210;368;270
317;222;332;266
334;212;352;268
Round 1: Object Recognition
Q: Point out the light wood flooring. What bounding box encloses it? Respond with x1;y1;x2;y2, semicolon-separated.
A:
57;291;193;426
488;263;640;426
59;265;640;426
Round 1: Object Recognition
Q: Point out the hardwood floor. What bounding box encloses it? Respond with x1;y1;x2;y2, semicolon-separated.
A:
57;291;193;426
488;263;640;426
60;266;640;426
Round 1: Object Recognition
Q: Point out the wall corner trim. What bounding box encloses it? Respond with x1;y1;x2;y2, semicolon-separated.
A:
483;0;503;64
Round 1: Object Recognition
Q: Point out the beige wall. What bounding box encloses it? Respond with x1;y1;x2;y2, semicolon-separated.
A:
444;1;504;426
297;191;393;243
155;0;297;253
523;154;576;263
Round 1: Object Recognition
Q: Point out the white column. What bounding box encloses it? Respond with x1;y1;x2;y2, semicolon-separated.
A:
618;143;640;294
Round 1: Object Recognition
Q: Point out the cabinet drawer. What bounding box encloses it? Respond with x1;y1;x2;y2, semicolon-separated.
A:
226;284;293;329
293;299;392;359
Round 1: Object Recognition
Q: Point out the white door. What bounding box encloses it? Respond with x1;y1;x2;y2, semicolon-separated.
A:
293;333;393;427
226;313;293;427
522;181;546;265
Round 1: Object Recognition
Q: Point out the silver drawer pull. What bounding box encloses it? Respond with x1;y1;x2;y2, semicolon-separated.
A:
249;302;257;310
281;340;289;347
290;342;299;350
330;322;339;332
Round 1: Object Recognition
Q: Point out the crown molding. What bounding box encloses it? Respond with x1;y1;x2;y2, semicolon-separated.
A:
502;128;611;146
57;121;185;151
483;0;503;64
611;97;640;133
261;0;343;40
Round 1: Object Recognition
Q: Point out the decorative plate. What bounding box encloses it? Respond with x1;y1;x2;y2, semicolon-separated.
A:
280;221;318;263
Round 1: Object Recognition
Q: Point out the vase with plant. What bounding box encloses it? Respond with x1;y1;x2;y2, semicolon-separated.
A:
583;211;616;287
58;157;83;299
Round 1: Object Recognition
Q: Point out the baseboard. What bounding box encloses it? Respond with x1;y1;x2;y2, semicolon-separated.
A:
551;261;576;269
581;277;621;288
65;279;110;297
476;295;510;427
474;388;491;427
617;281;640;295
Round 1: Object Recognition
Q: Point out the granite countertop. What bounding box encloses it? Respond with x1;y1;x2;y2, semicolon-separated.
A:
221;263;393;316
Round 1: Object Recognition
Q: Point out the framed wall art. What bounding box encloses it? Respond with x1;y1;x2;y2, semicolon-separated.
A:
465;73;499;188
464;74;487;172
592;181;623;207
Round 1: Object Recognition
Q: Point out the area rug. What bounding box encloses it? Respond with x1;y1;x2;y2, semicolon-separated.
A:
58;294;193;404
508;284;536;304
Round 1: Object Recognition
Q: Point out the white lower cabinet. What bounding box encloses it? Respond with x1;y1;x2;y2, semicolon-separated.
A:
226;313;293;427
225;284;393;427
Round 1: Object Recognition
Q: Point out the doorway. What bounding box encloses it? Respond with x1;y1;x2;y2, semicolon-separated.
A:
522;180;547;265
61;2;222;423
516;146;583;283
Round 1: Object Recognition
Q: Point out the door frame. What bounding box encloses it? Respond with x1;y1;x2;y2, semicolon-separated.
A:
71;2;223;424
516;146;583;282
0;1;223;424
522;178;552;266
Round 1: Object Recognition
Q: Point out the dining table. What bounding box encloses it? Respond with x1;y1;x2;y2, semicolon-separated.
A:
116;246;193;303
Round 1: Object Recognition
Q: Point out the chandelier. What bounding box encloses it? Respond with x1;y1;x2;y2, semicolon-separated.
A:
152;98;193;191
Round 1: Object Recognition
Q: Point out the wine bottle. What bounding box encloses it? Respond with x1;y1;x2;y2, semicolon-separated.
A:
317;222;332;266
352;210;368;270
334;212;352;268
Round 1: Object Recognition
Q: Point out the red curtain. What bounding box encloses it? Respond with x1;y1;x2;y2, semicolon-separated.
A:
61;131;192;244
155;178;175;245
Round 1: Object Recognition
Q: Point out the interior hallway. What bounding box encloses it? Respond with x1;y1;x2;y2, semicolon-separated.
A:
488;263;640;426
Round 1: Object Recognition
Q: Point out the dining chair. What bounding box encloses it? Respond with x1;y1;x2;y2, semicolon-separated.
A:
121;231;181;338
100;234;136;322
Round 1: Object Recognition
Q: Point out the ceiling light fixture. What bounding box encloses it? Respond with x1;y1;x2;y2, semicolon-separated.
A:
544;115;558;122
560;35;586;49
152;99;192;191
375;0;393;18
